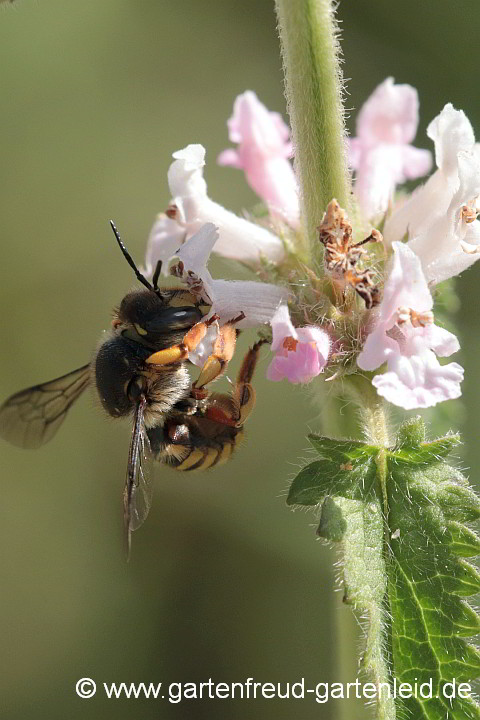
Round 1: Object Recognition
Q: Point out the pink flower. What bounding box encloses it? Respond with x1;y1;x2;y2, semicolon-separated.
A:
349;78;432;218
267;305;330;384
217;91;300;227
357;242;463;409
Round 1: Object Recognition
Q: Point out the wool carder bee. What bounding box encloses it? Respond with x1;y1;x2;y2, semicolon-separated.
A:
0;223;264;554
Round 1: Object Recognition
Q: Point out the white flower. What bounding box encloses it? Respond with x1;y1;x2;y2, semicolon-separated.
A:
170;223;287;366
144;144;286;272
143;214;185;278
384;104;480;284
357;242;463;409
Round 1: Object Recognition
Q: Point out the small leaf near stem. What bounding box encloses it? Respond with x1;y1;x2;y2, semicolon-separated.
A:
275;0;351;263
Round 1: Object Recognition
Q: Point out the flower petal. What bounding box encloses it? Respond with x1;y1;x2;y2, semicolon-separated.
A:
357;326;398;371
267;342;321;384
168;144;286;263
205;278;287;328
143;213;186;278
401;146;433;180
216;148;242;169
267;305;330;384
422;324;460;357
270;304;297;351
296;326;331;362
218;92;300;227
174;223;287;328
226;91;291;157
406;149;480;283
427;103;475;174
355;77;420;146
349;78;431;218
352;145;406;219
372;352;463;409
385;104;479;267
381;242;433;322
357;240;463;408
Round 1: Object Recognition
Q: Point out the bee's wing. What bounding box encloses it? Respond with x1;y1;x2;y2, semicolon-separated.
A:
124;395;155;557
0;364;90;449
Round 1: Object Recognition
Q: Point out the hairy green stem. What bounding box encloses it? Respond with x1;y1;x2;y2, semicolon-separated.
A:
275;0;351;259
275;3;392;716
336;376;395;720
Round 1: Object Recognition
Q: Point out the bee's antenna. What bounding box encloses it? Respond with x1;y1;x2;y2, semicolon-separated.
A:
109;221;163;298
151;260;162;292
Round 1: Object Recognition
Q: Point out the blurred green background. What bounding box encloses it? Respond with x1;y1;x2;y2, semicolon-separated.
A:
0;1;478;719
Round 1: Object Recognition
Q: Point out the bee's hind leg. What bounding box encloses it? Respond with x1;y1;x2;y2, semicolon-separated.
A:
230;339;267;426
203;339;267;428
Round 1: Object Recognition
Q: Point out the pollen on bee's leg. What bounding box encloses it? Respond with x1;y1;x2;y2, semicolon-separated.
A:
145;345;188;366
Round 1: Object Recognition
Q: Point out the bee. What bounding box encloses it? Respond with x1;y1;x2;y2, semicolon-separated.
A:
0;222;264;554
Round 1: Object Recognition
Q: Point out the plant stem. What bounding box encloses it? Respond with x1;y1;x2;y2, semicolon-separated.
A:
329;375;395;720
275;0;351;260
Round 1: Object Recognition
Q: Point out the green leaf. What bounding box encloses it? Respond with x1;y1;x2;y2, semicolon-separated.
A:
307;434;378;462
287;436;378;506
335;495;397;720
448;522;480;557
317;496;347;542
291;419;480;720
386;424;480;719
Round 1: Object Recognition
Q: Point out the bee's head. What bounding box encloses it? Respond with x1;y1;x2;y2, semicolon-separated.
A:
113;289;203;349
96;222;198;420
94;336;152;418
108;220;203;348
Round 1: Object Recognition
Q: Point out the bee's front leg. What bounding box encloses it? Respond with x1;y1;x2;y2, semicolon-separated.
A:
190;314;245;398
144;314;220;367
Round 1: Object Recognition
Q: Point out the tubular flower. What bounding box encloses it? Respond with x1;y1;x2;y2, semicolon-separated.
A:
357;242;463;409
349;78;432;219
144;144;285;274
172;223;287;331
266;305;330;384
142;222;288;367
217;91;300;228
384;103;480;284
143;213;185;279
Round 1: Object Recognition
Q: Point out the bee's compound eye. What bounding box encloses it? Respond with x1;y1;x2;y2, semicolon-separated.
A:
126;375;147;402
